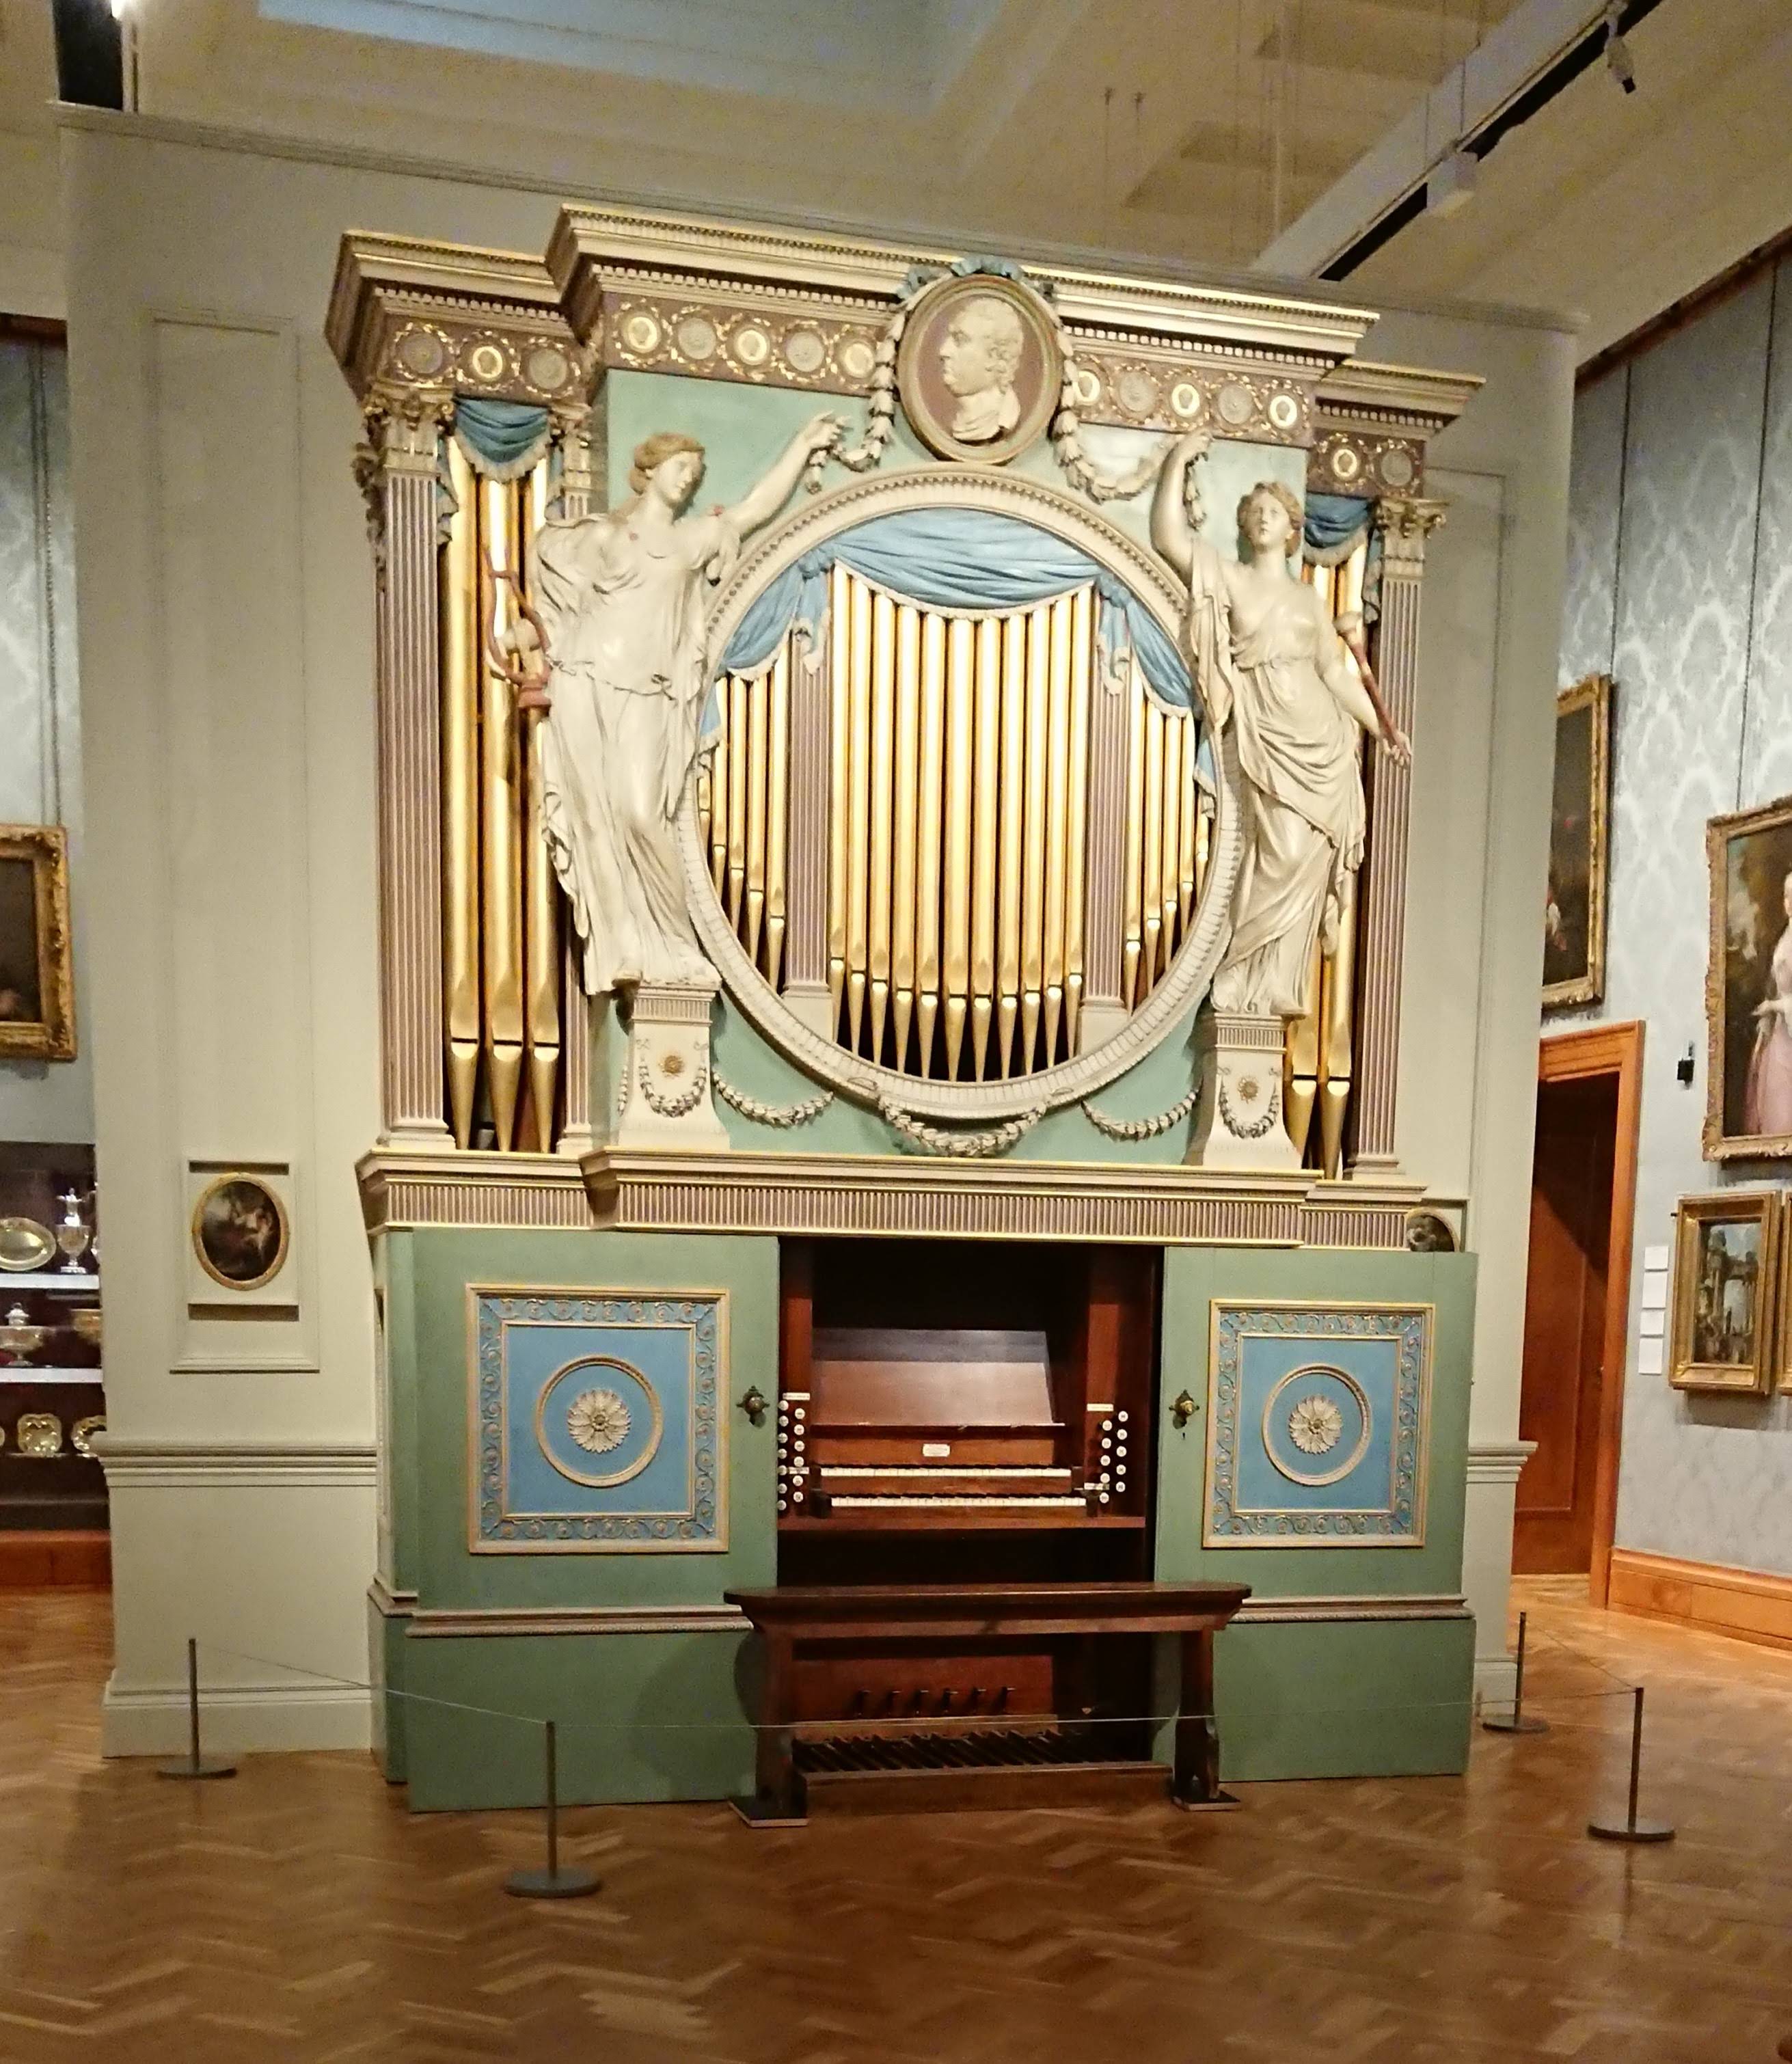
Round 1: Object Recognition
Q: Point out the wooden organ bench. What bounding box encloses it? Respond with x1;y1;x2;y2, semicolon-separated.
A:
728;1236;1251;1821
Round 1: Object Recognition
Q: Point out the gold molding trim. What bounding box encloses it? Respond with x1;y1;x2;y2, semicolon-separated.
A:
1233;1593;1468;1624
404;1602;748;1638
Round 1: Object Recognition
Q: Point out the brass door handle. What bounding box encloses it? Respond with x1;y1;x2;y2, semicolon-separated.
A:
738;1385;769;1426
1170;1389;1196;1430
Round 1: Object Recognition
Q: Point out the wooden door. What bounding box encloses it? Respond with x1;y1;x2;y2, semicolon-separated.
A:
1514;1071;1619;1575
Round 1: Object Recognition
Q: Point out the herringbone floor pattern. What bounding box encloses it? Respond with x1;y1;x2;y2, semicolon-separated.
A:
2;1581;1790;2062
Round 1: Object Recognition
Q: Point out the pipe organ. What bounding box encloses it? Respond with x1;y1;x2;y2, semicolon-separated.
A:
698;571;1210;1085
336;204;1482;1825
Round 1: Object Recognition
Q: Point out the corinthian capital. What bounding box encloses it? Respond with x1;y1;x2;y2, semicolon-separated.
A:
1374;495;1449;571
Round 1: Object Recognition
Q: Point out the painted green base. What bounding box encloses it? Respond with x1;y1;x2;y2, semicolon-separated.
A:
1214;1616;1475;1782
389;1629;754;1812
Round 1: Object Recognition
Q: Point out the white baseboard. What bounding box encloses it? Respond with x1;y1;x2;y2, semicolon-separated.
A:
100;1670;372;1756
1473;1653;1518;1711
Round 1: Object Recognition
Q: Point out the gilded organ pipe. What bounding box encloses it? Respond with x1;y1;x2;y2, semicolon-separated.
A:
827;563;850;1028
1121;668;1145;1010
440;439;480;1148
892;605;921;1072
1063;587;1092;1054
970;616;1001;1079
845;575;873;1050
1139;702;1165;1003
1020;603;1048;1070
915;612;946;1074
765;649;790;992
868;591;897;1061
942;616;975;1080
1042;595;1072;1063
520;463;559;1152
996;612;1026;1077
745;665;769;968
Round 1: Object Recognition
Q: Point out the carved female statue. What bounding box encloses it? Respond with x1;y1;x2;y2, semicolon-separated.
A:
1744;869;1792;1137
1151;431;1409;1019
535;415;840;996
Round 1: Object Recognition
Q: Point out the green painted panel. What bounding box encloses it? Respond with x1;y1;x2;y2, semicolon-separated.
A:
1212;1617;1474;1782
1154;1247;1476;1598
394;1227;778;1612
393;1629;752;1811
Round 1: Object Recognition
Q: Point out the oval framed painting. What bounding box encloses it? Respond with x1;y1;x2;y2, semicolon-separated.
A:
191;1173;290;1292
895;273;1063;467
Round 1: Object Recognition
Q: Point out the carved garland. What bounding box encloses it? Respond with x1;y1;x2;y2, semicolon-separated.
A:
636;1054;710;1119
878;1097;1044;1158
1080;1085;1201;1141
713;1074;834;1128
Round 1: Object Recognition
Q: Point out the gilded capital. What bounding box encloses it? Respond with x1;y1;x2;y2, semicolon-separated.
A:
1374;495;1448;571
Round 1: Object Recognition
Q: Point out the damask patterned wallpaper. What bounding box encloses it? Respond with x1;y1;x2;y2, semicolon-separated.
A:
1557;264;1792;1574
0;336;90;1141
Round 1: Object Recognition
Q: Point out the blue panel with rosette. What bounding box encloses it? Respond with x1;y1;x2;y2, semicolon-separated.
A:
1204;1303;1430;1546
471;1290;726;1551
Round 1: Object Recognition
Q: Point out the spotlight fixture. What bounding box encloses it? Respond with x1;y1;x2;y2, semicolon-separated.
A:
1605;4;1636;93
1426;150;1477;219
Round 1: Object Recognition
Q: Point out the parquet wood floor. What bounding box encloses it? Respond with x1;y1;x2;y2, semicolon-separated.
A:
3;1579;1789;2063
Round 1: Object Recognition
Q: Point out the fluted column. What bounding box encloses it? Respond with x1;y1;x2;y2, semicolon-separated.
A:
1349;495;1446;1172
364;396;453;1148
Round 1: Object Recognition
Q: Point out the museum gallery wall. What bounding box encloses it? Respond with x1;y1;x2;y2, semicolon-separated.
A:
1556;258;1792;1575
63;112;1571;1758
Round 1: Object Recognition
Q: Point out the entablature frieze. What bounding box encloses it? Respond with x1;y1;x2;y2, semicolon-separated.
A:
355;1147;1425;1248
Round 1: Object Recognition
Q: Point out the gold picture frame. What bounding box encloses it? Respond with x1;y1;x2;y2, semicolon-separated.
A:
0;824;75;1061
1543;674;1611;1010
1668;1189;1778;1394
191;1173;291;1292
1777;1192;1792;1396
894;271;1063;467
1705;795;1792;1159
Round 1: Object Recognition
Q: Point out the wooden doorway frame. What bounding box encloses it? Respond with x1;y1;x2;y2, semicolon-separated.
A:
1534;1021;1644;1605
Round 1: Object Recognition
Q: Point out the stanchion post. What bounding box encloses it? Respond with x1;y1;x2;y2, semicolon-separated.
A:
1588;1685;1674;1844
1482;1610;1549;1735
155;1638;237;1780
504;1720;599;1899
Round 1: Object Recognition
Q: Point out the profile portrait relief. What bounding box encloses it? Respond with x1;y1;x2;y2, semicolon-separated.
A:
896;273;1062;465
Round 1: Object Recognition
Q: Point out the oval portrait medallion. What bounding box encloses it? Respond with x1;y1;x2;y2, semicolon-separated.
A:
895;272;1063;467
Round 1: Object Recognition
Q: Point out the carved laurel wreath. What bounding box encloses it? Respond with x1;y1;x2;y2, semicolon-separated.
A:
1217;1073;1281;1140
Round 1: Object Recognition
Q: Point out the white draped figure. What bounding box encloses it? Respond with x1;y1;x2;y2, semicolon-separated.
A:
535;415;840;996
1151;431;1409;1020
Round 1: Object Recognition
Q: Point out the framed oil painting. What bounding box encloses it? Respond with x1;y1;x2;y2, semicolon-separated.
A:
1705;796;1792;1159
1543;675;1611;1009
1668;1190;1778;1394
895;271;1063;468
191;1173;290;1292
0;826;75;1062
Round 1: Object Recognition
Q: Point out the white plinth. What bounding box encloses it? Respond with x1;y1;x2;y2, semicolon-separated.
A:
613;976;731;1152
1186;1009;1301;1172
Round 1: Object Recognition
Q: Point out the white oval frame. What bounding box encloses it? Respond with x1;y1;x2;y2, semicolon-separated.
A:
682;465;1238;1121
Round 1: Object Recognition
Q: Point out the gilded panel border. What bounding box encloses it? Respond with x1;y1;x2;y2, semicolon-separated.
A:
1203;1299;1433;1547
466;1284;729;1553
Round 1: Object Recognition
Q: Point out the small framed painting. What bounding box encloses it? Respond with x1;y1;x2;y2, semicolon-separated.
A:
1543;675;1611;1009
1668;1190;1778;1394
191;1173;290;1293
1705;796;1792;1159
0;825;75;1062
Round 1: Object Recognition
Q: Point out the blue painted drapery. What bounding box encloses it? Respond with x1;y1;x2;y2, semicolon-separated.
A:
454;397;552;480
719;506;1193;715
